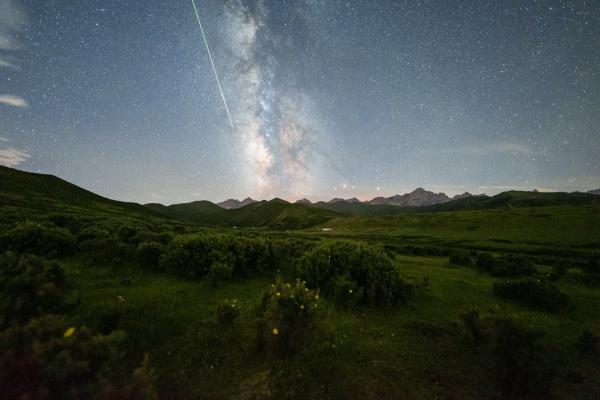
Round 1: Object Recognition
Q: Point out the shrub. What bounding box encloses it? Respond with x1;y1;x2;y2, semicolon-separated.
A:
576;329;598;354
0;222;76;257
295;241;416;308
493;279;569;312
208;261;234;287
459;310;484;343
136;241;164;271
216;300;241;326
449;250;474;267
0;253;70;328
488;318;552;398
474;253;536;277
332;275;363;311
257;279;318;359
160;233;272;280
0;315;125;400
79;236;130;267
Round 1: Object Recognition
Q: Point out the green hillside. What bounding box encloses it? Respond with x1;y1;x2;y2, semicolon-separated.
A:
0;166;168;224
145;200;224;222
312;200;410;215
425;190;599;211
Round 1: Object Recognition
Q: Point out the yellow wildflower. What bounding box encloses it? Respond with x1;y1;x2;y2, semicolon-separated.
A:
272;328;279;335
300;304;305;309
349;289;353;294
63;327;76;338
276;292;281;297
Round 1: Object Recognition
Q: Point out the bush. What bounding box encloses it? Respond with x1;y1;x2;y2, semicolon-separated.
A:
332;275;363;311
79;236;130;267
576;329;598;354
136;241;164;271
0;222;76;257
216;300;241;326
474;253;536;277
493;279;569;312
459;310;483;343
0;315;125;400
449;250;475;267
295;241;416;308
489;318;552;398
208;261;234;287
160;233;272;280
0;253;70;328
257;279;318;359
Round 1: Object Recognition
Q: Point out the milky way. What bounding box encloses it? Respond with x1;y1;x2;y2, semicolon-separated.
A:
0;0;599;203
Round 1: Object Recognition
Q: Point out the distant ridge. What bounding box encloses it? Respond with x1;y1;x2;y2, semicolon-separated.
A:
217;197;257;209
367;188;468;207
589;189;600;195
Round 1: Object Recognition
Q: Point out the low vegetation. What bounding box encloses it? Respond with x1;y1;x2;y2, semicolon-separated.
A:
1;166;599;398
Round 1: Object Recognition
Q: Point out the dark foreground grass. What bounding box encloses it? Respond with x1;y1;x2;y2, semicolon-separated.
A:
63;254;600;399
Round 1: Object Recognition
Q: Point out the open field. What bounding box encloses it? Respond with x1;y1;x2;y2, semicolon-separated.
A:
1;166;600;399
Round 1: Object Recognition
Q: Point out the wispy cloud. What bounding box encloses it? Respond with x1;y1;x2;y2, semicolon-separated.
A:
0;94;28;108
0;0;26;51
0;147;30;167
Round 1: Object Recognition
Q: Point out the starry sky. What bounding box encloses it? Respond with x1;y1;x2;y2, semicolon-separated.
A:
1;0;599;204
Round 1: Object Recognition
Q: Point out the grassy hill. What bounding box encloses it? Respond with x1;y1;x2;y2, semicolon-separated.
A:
0;166;168;224
146;198;339;230
145;200;224;223
424;190;599;212
312;200;411;215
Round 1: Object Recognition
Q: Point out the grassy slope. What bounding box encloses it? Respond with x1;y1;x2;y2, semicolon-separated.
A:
310;204;600;258
65;255;600;399
0;166;169;223
145;201;225;223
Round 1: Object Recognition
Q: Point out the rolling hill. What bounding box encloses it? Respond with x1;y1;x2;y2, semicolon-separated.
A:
424;190;600;211
0;166;168;222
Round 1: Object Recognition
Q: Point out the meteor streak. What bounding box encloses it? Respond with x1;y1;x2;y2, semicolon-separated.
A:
191;0;235;132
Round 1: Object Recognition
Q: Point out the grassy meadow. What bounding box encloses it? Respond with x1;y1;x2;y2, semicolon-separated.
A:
1;166;599;399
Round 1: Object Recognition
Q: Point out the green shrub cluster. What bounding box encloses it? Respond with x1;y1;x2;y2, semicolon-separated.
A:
0;252;157;399
459;313;554;398
0;252;70;328
0;222;76;257
215;299;241;326
257;279;318;359
493;279;569;312
295;241;416;308
385;244;451;257
160;233;272;280
475;253;536;277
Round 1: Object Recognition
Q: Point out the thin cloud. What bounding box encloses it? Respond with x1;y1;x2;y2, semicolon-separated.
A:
0;147;30;167
0;94;28;108
0;0;26;51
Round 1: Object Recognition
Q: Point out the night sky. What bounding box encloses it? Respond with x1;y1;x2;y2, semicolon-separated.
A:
1;0;599;204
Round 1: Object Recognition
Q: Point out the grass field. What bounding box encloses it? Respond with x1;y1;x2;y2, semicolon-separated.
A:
1;166;600;399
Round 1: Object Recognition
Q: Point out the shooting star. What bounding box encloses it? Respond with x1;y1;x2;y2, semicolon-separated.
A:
191;0;235;132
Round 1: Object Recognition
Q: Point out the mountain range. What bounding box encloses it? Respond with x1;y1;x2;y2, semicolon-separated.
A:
219;188;476;209
2;165;600;230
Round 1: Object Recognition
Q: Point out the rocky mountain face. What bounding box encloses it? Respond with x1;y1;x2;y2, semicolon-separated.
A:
367;188;464;207
295;198;312;205
217;197;257;209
